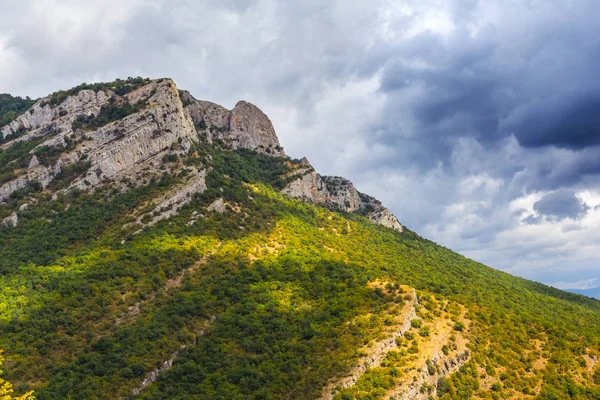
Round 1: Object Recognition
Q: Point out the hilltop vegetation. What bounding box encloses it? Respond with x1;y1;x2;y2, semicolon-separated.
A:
0;138;598;399
0;77;599;399
0;93;36;132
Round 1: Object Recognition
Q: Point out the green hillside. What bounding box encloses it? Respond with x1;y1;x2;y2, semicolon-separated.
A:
0;137;599;400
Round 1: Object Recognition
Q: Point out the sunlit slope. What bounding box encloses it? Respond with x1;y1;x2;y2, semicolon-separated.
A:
0;147;599;399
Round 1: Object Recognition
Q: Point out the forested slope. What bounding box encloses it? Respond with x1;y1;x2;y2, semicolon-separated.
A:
0;79;599;399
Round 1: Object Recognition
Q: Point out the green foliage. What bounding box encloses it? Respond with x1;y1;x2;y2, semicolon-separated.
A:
72;98;147;131
0;139;44;185
453;322;465;332
33;145;64;167
0;93;36;129
41;77;151;107
0;138;598;399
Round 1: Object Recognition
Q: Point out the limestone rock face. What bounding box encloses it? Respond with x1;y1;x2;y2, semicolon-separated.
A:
0;79;198;201
225;101;284;155
0;77;402;232
180;91;230;138
182;95;284;156
281;169;330;204
321;176;362;212
207;197;226;213
1;213;18;228
144;170;207;226
282;161;403;232
368;208;403;232
1;89;112;141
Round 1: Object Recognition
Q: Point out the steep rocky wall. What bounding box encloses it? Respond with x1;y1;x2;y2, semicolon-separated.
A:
182;94;284;155
0;79;198;201
1;77;402;233
224;100;284;155
321;176;363;212
281;169;330;203
282;164;403;232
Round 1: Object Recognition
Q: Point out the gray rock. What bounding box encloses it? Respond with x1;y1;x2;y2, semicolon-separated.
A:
282;161;403;232
1;213;18;228
183;94;284;155
282;169;330;204
207;197;226;213
321;176;362;212
225;100;284;155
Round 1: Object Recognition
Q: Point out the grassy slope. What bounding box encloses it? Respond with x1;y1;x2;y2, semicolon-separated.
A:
0;144;598;399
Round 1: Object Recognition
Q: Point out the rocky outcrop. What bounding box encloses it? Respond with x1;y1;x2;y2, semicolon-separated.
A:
207;197;225;213
1;213;18;228
358;191;404;232
141;170;207;226
0;79;199;202
392;350;470;400
182;94;284;156
281;169;330;203
1;89;112;141
133;316;215;395
368;208;403;231
320;289;419;400
321;176;362;212
225;101;284;155
0;178;30;203
1;77;401;232
132;347;184;395
282;161;403;232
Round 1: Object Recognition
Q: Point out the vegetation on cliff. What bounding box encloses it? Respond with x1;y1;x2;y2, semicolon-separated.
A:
0;138;597;399
0;79;599;399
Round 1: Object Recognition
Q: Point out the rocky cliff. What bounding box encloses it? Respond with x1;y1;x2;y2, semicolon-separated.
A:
282;161;403;231
0;77;401;231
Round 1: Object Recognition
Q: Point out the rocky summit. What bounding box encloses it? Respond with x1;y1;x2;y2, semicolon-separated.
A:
0;78;599;400
0;77;401;231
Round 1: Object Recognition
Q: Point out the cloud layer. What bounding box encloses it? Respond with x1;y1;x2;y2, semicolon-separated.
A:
1;0;600;291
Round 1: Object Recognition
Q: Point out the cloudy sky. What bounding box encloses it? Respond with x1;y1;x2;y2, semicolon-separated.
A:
1;0;600;293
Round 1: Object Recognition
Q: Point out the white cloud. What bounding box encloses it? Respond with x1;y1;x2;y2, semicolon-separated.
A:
1;0;600;288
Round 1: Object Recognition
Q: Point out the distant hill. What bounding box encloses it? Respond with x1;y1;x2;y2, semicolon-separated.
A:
567;287;600;300
0;78;600;399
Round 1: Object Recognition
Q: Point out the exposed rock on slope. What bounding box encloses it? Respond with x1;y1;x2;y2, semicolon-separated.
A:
322;176;362;212
226;101;284;155
0;77;401;232
181;92;284;156
0;79;198;201
281;168;330;203
282;160;403;231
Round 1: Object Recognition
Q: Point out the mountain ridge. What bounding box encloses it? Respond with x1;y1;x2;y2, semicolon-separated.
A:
0;77;599;399
0;77;402;232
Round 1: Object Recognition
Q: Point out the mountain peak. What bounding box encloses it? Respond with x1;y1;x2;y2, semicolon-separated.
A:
0;77;401;231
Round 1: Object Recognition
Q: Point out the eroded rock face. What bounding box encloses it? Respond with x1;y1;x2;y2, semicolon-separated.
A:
182;94;284;155
207;197;225;213
1;89;112;142
1;213;18;228
0;79;198;201
225;101;284;155
1;77;402;233
322;176;362;212
369;208;403;232
282;169;330;203
144;170;207;226
282;161;403;232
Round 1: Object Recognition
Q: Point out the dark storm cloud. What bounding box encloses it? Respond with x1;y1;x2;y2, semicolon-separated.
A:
502;88;600;150
533;191;589;220
2;0;600;288
369;0;600;190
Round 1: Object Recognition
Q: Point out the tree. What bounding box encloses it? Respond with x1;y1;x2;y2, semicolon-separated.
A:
0;350;35;400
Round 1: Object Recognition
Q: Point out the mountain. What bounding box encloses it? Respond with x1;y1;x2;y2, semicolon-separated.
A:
0;77;599;400
567;287;600;300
